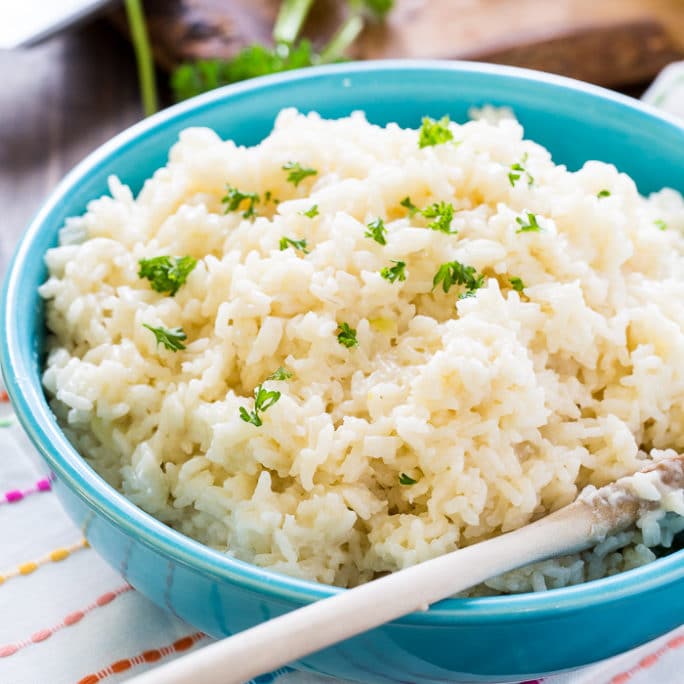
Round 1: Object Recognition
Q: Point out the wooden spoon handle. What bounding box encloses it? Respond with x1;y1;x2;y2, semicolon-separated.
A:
129;501;597;684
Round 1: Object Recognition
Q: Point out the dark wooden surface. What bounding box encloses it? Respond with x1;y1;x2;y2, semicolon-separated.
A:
0;20;143;280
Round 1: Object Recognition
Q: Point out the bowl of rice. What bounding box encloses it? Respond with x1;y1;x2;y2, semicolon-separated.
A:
3;60;684;683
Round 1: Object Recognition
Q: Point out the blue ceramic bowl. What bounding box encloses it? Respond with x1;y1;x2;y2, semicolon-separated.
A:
3;61;684;684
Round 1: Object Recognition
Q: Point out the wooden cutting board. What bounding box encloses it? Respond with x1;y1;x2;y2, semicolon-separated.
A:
111;0;684;88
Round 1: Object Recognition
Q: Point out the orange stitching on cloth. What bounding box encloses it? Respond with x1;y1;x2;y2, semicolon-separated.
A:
0;585;132;657
75;632;207;683
0;539;89;585
609;631;684;683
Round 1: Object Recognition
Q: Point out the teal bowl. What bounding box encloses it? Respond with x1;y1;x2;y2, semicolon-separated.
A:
3;61;684;683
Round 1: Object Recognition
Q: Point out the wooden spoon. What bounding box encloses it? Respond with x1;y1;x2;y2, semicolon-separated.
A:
130;454;684;684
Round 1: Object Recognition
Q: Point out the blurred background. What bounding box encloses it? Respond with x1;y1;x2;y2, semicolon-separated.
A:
2;0;684;276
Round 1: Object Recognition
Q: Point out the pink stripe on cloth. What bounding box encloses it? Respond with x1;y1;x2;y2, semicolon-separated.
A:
0;585;133;658
609;632;684;683
0;476;53;505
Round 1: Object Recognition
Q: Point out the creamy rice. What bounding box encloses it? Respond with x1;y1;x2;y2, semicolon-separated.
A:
40;109;684;591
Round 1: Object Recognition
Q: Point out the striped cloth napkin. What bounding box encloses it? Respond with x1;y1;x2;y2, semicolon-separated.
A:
1;63;684;684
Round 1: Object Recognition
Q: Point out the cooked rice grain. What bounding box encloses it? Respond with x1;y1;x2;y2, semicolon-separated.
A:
40;109;684;590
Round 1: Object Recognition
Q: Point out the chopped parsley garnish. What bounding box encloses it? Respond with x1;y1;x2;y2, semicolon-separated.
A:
433;260;484;297
302;204;319;218
138;255;197;296
597;189;611;198
418;116;454;148
279;236;310;254
509;276;525;292
655;219;668;231
508;153;534;187
400;196;419;217
143;324;187;352
399;473;418;485
336;322;358;348
422;201;456;234
222;185;260;218
380;260;407;283
282;161;318;187
239;384;281;427
515;212;543;233
365;218;387;245
267;366;293;381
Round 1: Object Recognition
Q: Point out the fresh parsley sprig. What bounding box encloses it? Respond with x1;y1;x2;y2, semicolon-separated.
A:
302;205;319;218
143;324;187;352
380;260;406;283
365;218;387;245
400;197;419;217
422;201;456;234
433;260;484;297
401;197;456;233
336;322;358;348
509;276;525;292
169;2;394;102
172;42;317;102
399;472;418;485
283;161;318;187
515;212;543;233
279;236;310;254
124;0;158;116
239;384;282;427
138;256;197;296
222;185;260;218
268;366;293;381
418;116;454;148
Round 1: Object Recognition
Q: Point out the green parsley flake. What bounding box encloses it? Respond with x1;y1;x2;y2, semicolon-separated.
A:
222;185;260;218
138;255;197;296
515;212;543;233
302;204;319;218
336;322;358;348
422;201;456;234
399;473;418;485
655;219;668;231
239;384;281;427
400;196;419;217
508;153;534;187
143;324;187;352
509;276;525;292
282;161;318;187
279;236;309;254
365;218;387;245
267;367;293;381
597;189;611;198
433;260;484;297
418;116;454;148
380;260;407;283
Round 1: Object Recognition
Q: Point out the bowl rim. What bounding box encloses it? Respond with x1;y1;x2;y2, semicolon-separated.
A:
3;59;684;626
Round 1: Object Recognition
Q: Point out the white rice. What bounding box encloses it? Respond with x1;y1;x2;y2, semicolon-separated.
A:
39;109;684;591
